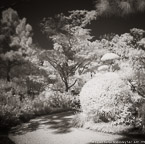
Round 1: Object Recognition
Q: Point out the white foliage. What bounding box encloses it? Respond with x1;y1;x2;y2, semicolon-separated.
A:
1;8;19;25
101;53;119;61
10;36;20;47
138;38;145;47
16;18;27;35
53;43;63;52
80;72;142;124
95;0;145;16
26;24;32;32
119;1;133;14
98;65;109;72
96;0;111;15
26;37;33;47
0;8;33;62
136;0;145;11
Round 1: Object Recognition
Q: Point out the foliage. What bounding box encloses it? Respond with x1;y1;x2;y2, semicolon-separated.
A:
40;89;80;110
0;9;82;130
0;8;33;81
95;0;145;16
71;112;88;128
99;28;145;98
139;102;145;133
72;112;134;134
0;7;145;134
0;80;29;129
0;79;80;129
40;11;100;91
99;33;116;41
77;28;145;133
80;72;143;126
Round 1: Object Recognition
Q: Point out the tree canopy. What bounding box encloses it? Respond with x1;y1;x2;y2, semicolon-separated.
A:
40;11;100;91
0;8;33;81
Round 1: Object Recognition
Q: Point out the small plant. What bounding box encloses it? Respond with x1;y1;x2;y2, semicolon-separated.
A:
71;112;88;127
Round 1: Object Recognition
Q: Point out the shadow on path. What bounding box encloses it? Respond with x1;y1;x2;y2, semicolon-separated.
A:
9;111;145;144
116;127;145;142
116;133;145;142
10;111;75;135
87;131;145;144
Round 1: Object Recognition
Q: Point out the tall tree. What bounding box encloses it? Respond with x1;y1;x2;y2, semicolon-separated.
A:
0;8;33;81
40;11;99;92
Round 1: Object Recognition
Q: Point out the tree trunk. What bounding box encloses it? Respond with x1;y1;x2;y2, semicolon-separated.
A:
6;61;11;82
6;72;10;82
64;81;69;92
64;79;77;92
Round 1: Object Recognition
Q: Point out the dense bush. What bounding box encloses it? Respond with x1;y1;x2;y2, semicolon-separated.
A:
71;112;88;127
139;102;145;133
0;80;30;129
79;72;142;126
40;89;80;110
0;80;80;129
0;105;21;130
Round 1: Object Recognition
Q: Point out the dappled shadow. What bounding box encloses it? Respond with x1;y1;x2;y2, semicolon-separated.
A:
115;133;145;143
87;128;145;144
10;111;75;135
87;134;145;144
116;127;145;142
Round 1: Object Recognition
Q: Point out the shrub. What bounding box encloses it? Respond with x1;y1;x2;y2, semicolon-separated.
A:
0;80;35;129
0;80;80;130
0;79;27;101
79;72;142;126
71;112;88;127
40;90;80;110
138;102;145;133
0;105;21;130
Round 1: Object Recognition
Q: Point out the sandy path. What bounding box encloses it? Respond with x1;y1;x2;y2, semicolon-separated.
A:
8;111;145;144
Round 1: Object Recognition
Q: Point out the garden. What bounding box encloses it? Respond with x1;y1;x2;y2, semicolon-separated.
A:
0;0;145;140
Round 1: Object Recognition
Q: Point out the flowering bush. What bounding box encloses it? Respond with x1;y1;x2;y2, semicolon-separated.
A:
80;72;142;126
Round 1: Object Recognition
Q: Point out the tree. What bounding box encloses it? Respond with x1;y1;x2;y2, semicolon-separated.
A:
95;0;145;16
100;28;145;98
0;8;33;81
40;11;99;92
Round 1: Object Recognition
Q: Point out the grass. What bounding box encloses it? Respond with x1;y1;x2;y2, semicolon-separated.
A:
72;112;143;135
84;122;134;134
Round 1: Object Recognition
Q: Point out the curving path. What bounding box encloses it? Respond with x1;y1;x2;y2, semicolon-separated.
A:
8;111;145;144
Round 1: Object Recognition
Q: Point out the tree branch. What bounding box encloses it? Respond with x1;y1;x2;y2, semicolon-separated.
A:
128;80;145;98
68;79;77;90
